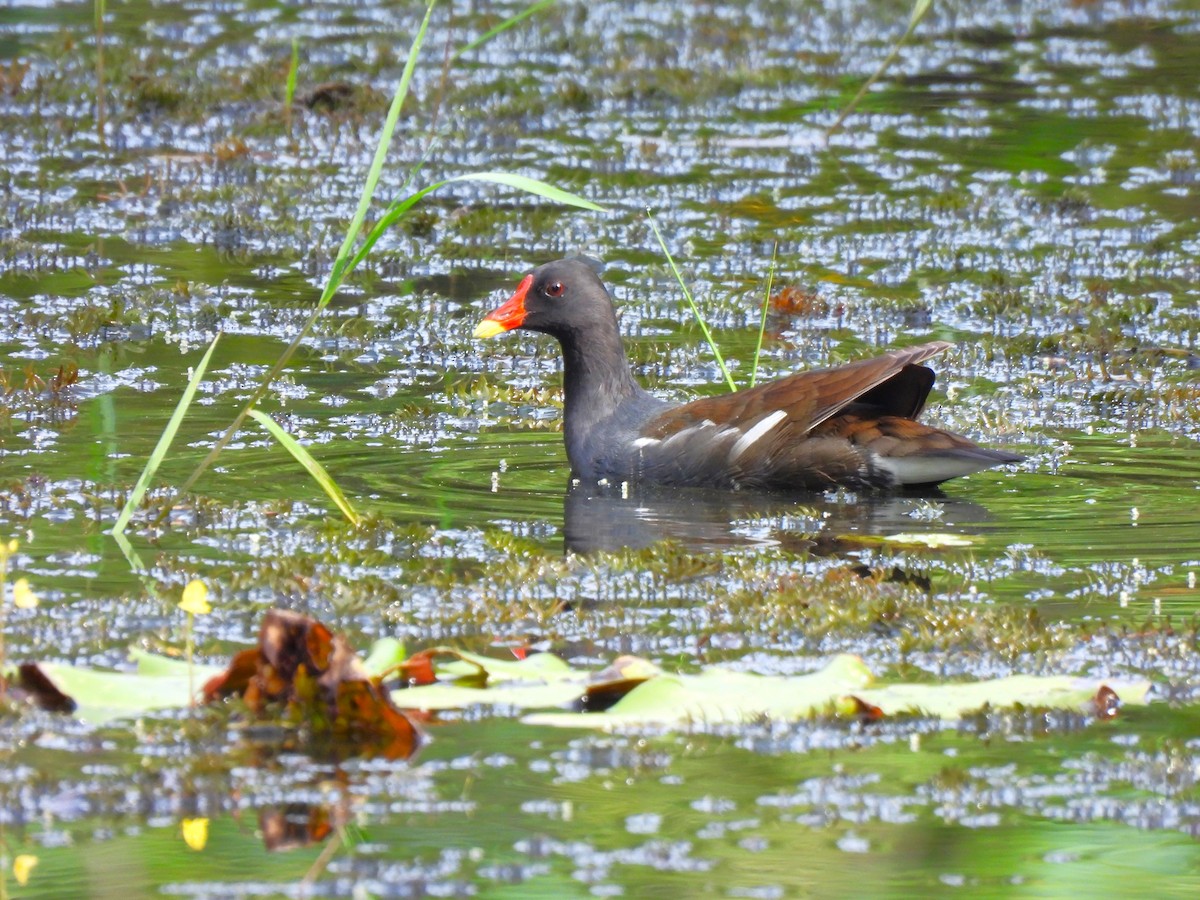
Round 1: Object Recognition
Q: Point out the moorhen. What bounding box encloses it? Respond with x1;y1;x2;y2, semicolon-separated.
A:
474;258;1023;491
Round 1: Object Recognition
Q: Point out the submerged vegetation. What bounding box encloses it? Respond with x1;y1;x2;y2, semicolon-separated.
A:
1;0;1200;894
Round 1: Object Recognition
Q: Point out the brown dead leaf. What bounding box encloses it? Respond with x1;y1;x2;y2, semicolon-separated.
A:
388;647;489;691
204;609;421;760
395;649;438;686
770;285;830;317
202;648;259;701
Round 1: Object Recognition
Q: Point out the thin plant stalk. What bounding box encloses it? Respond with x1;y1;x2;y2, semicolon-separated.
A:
826;0;934;136
302;830;344;884
111;332;222;535
184;612;195;702
249;409;361;525
178;580;210;706
322;1;437;308
430;0;559;141
646;211;736;392
749;244;778;389
111;532;154;588
113;531;175;616
0;540;10;674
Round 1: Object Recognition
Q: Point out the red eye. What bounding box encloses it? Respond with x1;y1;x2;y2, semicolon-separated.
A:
545;281;565;298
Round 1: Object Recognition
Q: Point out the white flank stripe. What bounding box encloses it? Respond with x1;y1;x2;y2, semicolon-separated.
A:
728;410;787;462
632;437;661;449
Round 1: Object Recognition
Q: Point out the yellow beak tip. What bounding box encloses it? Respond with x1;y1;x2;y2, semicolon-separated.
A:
473;319;507;339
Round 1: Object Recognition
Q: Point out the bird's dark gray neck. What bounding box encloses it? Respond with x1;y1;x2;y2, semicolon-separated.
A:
560;328;639;425
558;328;646;472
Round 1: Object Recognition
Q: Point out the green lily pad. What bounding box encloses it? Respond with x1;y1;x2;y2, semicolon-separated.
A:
34;651;224;724
362;638;407;678
524;654;873;728
396;650;585;709
850;674;1151;719
434;650;575;683
881;532;978;548
15;646;1154;735
394;680;584;711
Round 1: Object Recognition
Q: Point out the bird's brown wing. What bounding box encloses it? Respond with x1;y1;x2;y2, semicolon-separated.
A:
641;341;951;440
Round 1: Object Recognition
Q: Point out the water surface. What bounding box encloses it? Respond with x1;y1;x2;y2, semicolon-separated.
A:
2;0;1199;895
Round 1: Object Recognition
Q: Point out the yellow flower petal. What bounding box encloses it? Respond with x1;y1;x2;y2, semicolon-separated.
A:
181;817;209;851
179;579;211;615
13;577;39;609
14;854;39;886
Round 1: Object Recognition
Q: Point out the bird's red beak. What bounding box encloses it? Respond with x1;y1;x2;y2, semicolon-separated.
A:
474;274;532;339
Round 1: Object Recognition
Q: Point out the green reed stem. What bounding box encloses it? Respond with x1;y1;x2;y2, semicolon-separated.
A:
646;211;736;392
827;0;933;136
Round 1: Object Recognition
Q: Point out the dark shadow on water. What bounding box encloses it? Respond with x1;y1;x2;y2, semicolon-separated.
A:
562;482;1000;555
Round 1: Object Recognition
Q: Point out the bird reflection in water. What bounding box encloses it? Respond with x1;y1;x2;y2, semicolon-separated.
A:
562;480;998;561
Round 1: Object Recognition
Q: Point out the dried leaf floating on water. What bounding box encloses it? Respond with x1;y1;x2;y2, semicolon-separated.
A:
204;609;422;761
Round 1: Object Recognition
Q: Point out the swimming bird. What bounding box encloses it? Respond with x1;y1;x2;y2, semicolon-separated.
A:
474;257;1022;491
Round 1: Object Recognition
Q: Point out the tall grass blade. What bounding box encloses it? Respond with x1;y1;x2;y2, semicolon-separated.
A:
175;0;438;500
321;0;437;309
452;171;604;210
168;0;602;512
112;531;145;571
248;410;362;526
826;0;934;136
749;244;778;389
453;0;557;60
284;37;300;127
111;332;222;535
646;211;736;392
349;172;604;273
112;531;168;599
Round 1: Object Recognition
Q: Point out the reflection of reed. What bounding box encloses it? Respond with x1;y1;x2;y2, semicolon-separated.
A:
95;0;106;149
